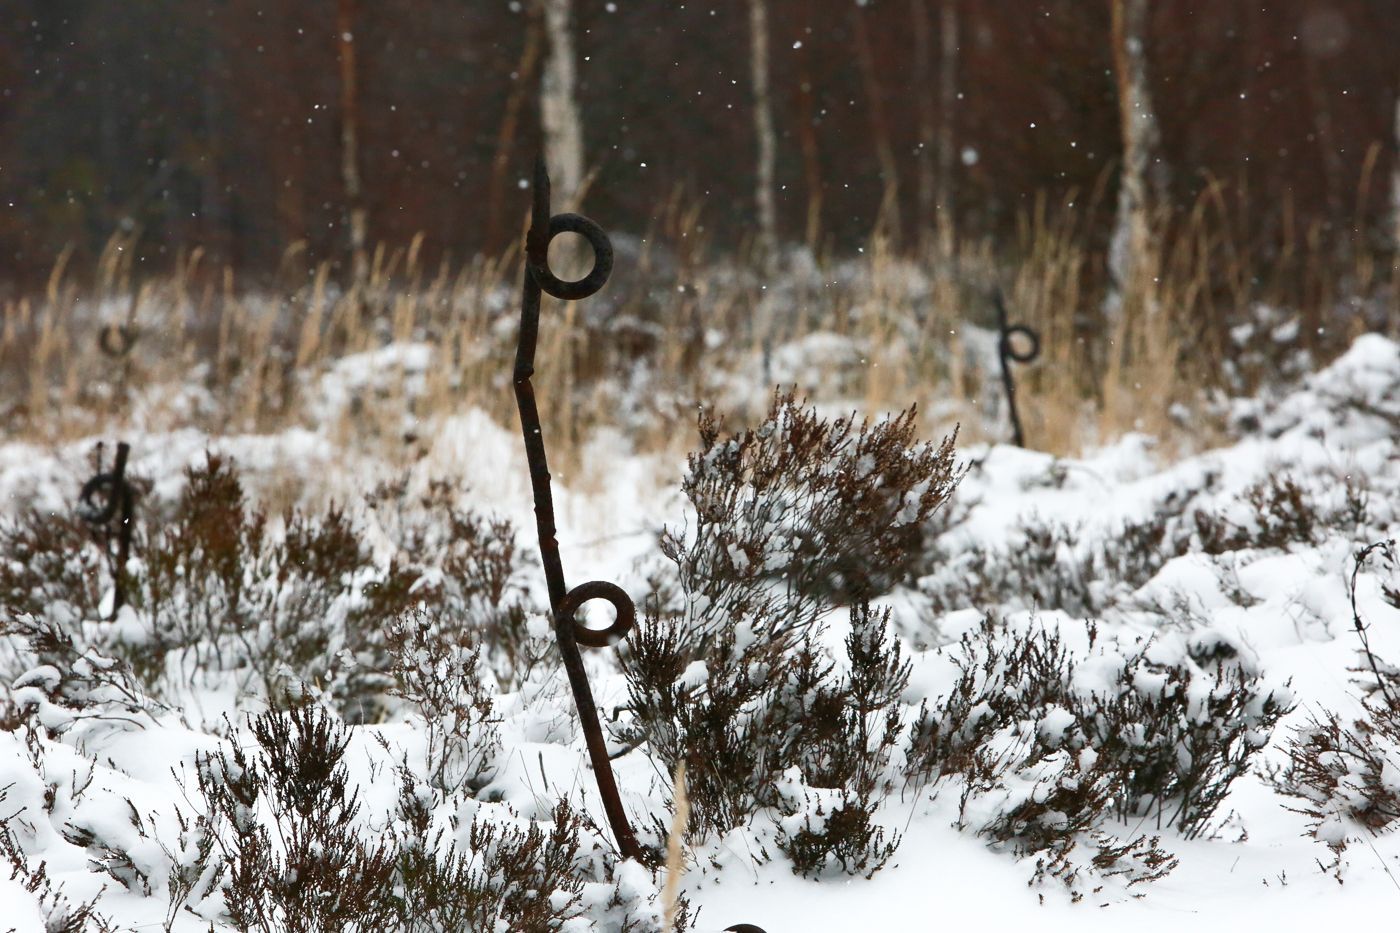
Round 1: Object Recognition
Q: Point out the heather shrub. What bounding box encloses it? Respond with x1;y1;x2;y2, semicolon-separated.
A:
1274;696;1400;852
0;453;534;721
364;476;534;688
622;602;910;879
921;518;1100;617
2;822;122;933
7;615;159;738
190;704;399;932
662;391;960;647
175;705;684;931
905;615;1291;889
919;497;1197;618
772;606;908;878
1272;541;1400;855
919;466;1374;621
387;609;502;797
0;507;105;623
1189;471;1376;556
109;453;379;702
0;443;151;626
623;396;956;877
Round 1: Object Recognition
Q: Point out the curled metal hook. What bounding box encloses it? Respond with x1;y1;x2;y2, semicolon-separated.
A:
557;580;637;649
79;441;135;618
98;324;138;359
513;156;644;863
992;289;1040;448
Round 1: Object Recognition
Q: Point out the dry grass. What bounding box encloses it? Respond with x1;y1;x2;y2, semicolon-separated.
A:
661;761;689;932
1;191;1390;467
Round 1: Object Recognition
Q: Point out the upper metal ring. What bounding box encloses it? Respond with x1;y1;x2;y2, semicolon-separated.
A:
527;213;614;302
557;579;636;648
99;324;137;358
1001;324;1041;364
79;473;127;525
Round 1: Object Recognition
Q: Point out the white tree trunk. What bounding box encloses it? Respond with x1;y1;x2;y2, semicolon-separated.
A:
750;0;779;273
1108;0;1161;311
540;0;585;211
936;0;959;259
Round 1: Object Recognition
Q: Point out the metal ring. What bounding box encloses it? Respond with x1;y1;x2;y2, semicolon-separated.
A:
99;324;136;358
557;580;636;648
527;213;614;302
1001;324;1041;364
79;473;126;525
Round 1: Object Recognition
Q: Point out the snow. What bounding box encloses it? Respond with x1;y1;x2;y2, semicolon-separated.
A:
1;332;1398;930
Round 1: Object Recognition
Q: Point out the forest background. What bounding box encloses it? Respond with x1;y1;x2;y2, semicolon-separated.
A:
3;1;1397;293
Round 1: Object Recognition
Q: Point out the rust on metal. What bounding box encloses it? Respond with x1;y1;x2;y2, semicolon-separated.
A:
78;441;135;618
992;288;1040;448
513;156;645;863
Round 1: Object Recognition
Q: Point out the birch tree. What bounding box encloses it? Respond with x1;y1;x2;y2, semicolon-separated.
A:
795;19;824;253
936;0;958;259
1107;0;1162;315
539;0;585;212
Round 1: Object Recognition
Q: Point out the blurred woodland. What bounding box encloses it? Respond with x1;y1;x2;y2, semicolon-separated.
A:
1;1;1399;293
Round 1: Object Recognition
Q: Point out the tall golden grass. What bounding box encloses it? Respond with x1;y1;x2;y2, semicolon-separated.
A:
2;189;1391;467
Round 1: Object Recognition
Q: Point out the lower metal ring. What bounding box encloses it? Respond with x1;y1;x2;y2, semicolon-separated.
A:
557;579;636;648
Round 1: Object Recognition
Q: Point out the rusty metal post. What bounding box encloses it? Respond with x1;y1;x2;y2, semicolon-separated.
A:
992;289;1040;449
79;441;135;618
513;156;646;863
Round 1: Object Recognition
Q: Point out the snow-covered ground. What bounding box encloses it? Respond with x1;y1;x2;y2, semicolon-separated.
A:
1;334;1397;931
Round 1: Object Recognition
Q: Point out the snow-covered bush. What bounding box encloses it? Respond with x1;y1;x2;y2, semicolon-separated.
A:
7;614;160;738
0;504;106;623
1275;695;1400;853
918;485;1205;618
1191;473;1332;554
0;453;533;720
622;602;910;878
919;461;1383;624
1273;543;1400;856
189;703;399;932
176;704;686;932
621;396;956;877
363;475;534;689
770;604;910;879
387;609;502;798
906;616;1291;890
662;391;960;647
1;828;120;933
